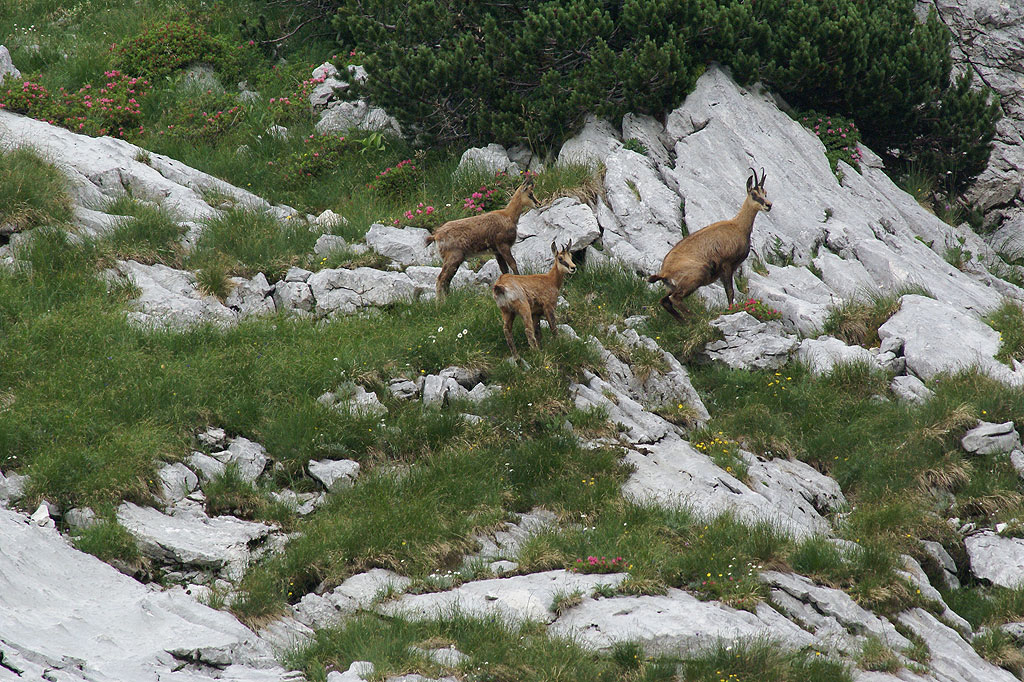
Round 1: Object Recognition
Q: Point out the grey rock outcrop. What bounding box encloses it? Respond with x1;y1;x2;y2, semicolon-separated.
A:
879;295;1024;385
316;100;401;137
365;224;436;265
210;436;268;483
961;420;1021;455
226;273;275;318
307;459;360;492
457;144;520;176
798;336;882;376
378;570;627;625
557;115;622;166
0;45;21;83
307;266;419;316
549;588;814;655
898;607;1019;682
965;531;1024;588
512;197;601;268
701;312;798;370
294;569;411;630
891;375;935;403
116;502;275;579
116;260;236;330
0;507;286;682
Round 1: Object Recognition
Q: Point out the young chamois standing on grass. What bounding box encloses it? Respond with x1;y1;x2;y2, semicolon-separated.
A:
492;241;576;357
425;177;538;300
649;167;772;321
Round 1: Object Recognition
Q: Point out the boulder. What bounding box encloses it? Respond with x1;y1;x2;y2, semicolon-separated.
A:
316;100;401;137
210;436;268;483
621;112;671;168
701;312;798;370
549;588;814;655
797;336;881;376
961;420;1021;455
878;295;1024;385
0;45;21;83
890;375;934;404
557;114;622;167
965;531;1024;588
898;607;1018;682
225;272;275;318
746;266;834;335
0;506;284;681
307;267;419;316
456;144;520;176
157;463;199;504
378;570;627;625
511;197;601;269
273;280;315;314
365;224;435;266
116;502;275;578
116;260;236;330
294;569;412;630
307;459;360;492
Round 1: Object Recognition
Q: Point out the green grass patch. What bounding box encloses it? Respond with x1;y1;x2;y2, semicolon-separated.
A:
820;287;927;348
0;146;74;233
71;517;148;573
987;300;1024;365
680;637;851;682
187;209;321;281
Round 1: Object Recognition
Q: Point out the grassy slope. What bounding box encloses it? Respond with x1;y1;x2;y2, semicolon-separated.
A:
5;2;1024;680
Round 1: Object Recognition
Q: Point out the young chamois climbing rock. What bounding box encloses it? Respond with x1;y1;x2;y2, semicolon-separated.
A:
492;241;576;357
649;167;772;321
425;177;538;300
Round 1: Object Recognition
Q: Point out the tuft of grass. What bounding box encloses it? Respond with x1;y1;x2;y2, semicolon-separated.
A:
680;637;852;682
821;286;927;347
188;209;321;281
972;628;1024;677
71;517;148;574
99;199;187;266
987;300;1024;365
857;635;901;672
550;589;584;616
0;146;74;233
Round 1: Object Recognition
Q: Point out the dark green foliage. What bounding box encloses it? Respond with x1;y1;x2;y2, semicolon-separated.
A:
0;147;73;232
113;19;252;82
322;0;997;189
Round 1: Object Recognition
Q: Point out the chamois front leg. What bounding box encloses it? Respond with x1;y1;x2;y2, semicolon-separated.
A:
501;309;519;357
544;304;559;339
720;264;736;307
495;243;519;275
659;293;684;321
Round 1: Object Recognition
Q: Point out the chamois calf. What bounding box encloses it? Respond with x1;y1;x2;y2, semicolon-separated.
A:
425;177;538;300
649;167;772;321
493;241;576;357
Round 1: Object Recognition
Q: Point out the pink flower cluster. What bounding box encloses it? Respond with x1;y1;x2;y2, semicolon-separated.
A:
403;203;435;221
377;158;416;179
464;185;499;213
572;555;628;573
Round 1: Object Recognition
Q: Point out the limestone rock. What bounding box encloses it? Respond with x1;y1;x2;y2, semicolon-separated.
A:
557;114;622;167
898;607;1018;682
365;224;435;266
965;531;1024;588
157;462;200;504
0;506;285;682
307;459;360;492
273;280;315;314
701;312;798;370
225;272;275;318
378;570;627;625
457;144;520;176
961;420;1021;455
549;588;814;655
879;295;1024;385
512;197;601;269
891;375;934;404
0;45;21;83
294;569;411;630
116;502;275;578
116;260;236;330
307;267;419;316
210;437;268;483
798;336;881;376
621;112;671;168
316;100;401;137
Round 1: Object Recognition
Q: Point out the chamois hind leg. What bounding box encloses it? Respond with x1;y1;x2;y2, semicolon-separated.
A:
519;304;540;350
532;314;543;349
495;251;510;274
495;243;519;275
501;309;519;357
436;251;464;300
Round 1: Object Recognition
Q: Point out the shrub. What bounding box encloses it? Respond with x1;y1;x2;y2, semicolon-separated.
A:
327;0;997;189
0;71;150;139
726;298;781;322
113;19;251;82
156;88;244;142
368;158;421;196
278;132;358;183
797;110;863;173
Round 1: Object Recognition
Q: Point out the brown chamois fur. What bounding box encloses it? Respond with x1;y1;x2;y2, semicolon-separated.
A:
492;241;576;357
425;177;538;300
649;167;772;321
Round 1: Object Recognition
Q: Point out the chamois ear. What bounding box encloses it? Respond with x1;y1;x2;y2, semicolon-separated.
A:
523;175;535;189
746;174;754;192
551;240;557;256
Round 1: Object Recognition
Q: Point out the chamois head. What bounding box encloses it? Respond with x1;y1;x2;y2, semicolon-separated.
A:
551;241;577;275
519;176;539;209
745;167;772;213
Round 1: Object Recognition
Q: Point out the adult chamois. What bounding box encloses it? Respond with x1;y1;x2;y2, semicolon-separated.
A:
492;241;576;357
425;177;538;300
649;167;772;321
